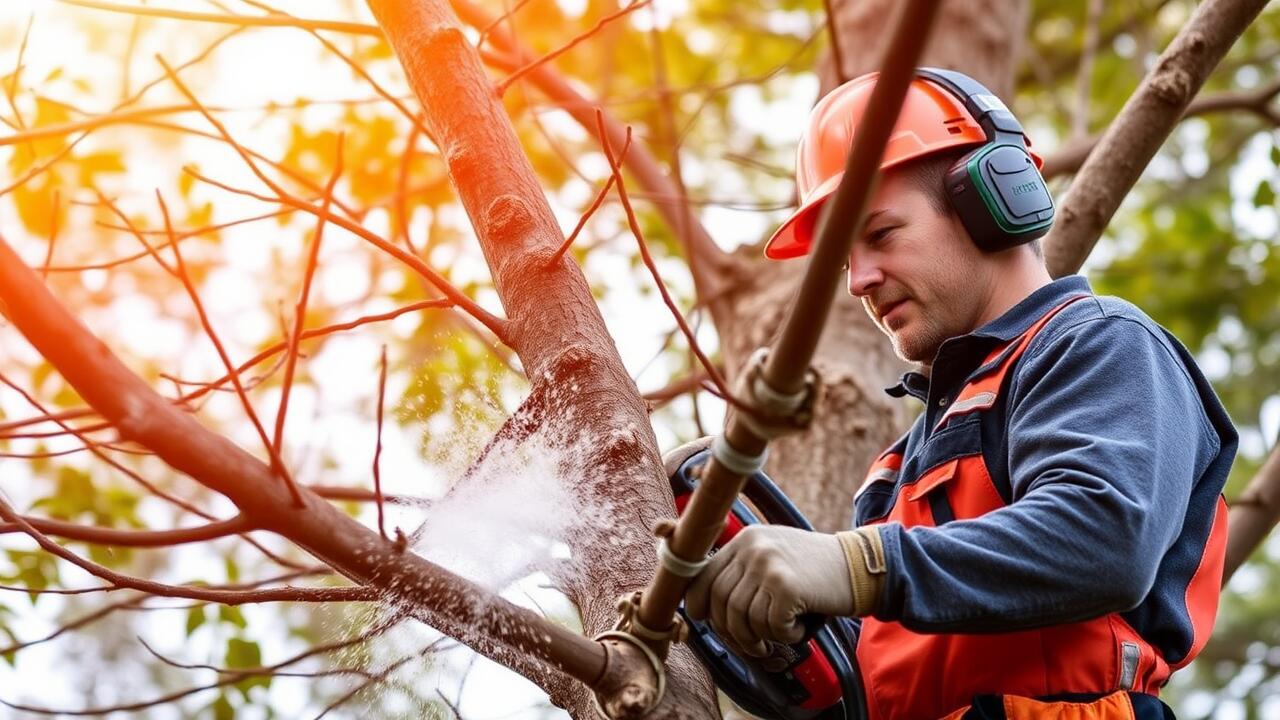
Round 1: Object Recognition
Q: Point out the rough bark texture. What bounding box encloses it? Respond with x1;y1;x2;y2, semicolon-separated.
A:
711;0;1028;533
1042;0;1273;278
364;1;715;716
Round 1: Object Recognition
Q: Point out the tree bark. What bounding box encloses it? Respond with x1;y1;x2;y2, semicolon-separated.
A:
364;1;715;716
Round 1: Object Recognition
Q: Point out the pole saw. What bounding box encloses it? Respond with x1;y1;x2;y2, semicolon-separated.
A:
592;1;945;717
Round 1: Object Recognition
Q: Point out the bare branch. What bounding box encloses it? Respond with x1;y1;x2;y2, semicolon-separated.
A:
58;0;381;36
0;514;252;547
1043;0;1273;277
1225;439;1280;581
496;0;653;96
1041;76;1280;179
373;345;390;541
275;135;345;456
597;113;732;400
0;495;373;604
547;132;633;266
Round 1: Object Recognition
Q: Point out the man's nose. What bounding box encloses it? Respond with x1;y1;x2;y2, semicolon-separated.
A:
846;259;884;297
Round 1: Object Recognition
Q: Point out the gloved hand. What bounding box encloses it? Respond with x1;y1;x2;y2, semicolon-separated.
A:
662;436;714;478
685;524;885;657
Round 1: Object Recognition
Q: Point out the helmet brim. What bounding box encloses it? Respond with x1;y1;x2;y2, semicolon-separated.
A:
763;143;1043;260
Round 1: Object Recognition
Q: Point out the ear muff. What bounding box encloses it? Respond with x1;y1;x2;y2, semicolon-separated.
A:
916;68;1054;252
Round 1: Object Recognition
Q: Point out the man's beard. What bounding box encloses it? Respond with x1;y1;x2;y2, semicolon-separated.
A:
887;312;948;364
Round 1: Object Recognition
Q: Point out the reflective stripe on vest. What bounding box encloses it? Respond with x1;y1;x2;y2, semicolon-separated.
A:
854;295;1220;720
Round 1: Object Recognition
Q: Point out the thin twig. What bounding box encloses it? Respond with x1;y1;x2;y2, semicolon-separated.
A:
152;190;304;505
0;495;374;604
274;134;345;455
546;133;632;266
496;0;654;96
0;515;251;547
595;111;732;399
373;344;389;541
58;0;381;36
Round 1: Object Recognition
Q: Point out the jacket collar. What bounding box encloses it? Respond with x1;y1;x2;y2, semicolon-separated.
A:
885;275;1094;398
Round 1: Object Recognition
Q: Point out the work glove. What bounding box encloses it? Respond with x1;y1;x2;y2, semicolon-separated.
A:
684;524;886;657
662;436;714;478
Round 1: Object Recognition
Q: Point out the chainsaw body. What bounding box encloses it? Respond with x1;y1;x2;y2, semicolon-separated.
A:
670;449;866;720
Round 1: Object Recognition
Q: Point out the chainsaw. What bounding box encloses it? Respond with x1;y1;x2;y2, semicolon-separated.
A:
670;449;868;720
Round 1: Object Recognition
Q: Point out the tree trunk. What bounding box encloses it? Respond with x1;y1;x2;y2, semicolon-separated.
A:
364;1;715;716
713;0;1029;532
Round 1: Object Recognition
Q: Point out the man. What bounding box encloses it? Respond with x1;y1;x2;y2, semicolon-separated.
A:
679;69;1237;719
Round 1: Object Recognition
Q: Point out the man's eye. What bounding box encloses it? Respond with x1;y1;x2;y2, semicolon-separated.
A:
868;227;894;244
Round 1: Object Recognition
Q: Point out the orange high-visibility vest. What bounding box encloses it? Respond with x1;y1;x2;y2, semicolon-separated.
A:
855;297;1227;720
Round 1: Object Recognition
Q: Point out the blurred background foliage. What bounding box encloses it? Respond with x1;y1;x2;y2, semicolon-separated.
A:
0;0;1277;717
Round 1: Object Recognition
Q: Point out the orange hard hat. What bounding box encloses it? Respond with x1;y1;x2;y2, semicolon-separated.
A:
763;72;1042;260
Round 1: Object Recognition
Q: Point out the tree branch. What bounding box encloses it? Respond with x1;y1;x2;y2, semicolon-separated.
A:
57;0;381;36
0;232;609;710
1224;438;1280;581
1041;76;1280;179
0;514;251;547
1043;0;1273;276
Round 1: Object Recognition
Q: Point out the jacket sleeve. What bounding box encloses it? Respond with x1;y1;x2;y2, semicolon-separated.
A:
872;315;1222;632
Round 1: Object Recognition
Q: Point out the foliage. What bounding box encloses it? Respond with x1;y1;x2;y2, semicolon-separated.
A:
0;0;1276;716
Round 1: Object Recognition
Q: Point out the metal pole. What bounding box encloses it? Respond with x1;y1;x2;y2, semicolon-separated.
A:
632;0;944;659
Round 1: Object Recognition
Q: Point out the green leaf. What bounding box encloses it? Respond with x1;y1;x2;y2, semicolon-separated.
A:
224;638;261;669
1271;143;1280;166
224;557;239;584
4;550;58;604
185;606;207;637
218;605;247;629
1254;179;1276;208
209;693;235;720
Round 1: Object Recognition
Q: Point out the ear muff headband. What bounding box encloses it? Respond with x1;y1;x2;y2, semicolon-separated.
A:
915;68;1054;251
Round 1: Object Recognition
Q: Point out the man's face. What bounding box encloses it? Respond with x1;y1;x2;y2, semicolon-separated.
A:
845;170;993;364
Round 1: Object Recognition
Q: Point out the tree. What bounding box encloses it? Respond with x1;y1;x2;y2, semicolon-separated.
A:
0;0;1277;717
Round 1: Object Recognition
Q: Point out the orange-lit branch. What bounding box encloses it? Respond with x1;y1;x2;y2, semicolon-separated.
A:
239;0;438;144
274;135;345;456
57;0;382;36
596;112;731;401
143;192;304;505
184;166;510;342
1;27;247;199
0;371;215;520
0;301;452;449
373;345;390;541
495;0;654;95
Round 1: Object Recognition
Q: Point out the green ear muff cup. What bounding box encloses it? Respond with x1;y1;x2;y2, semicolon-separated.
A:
945;144;1054;252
